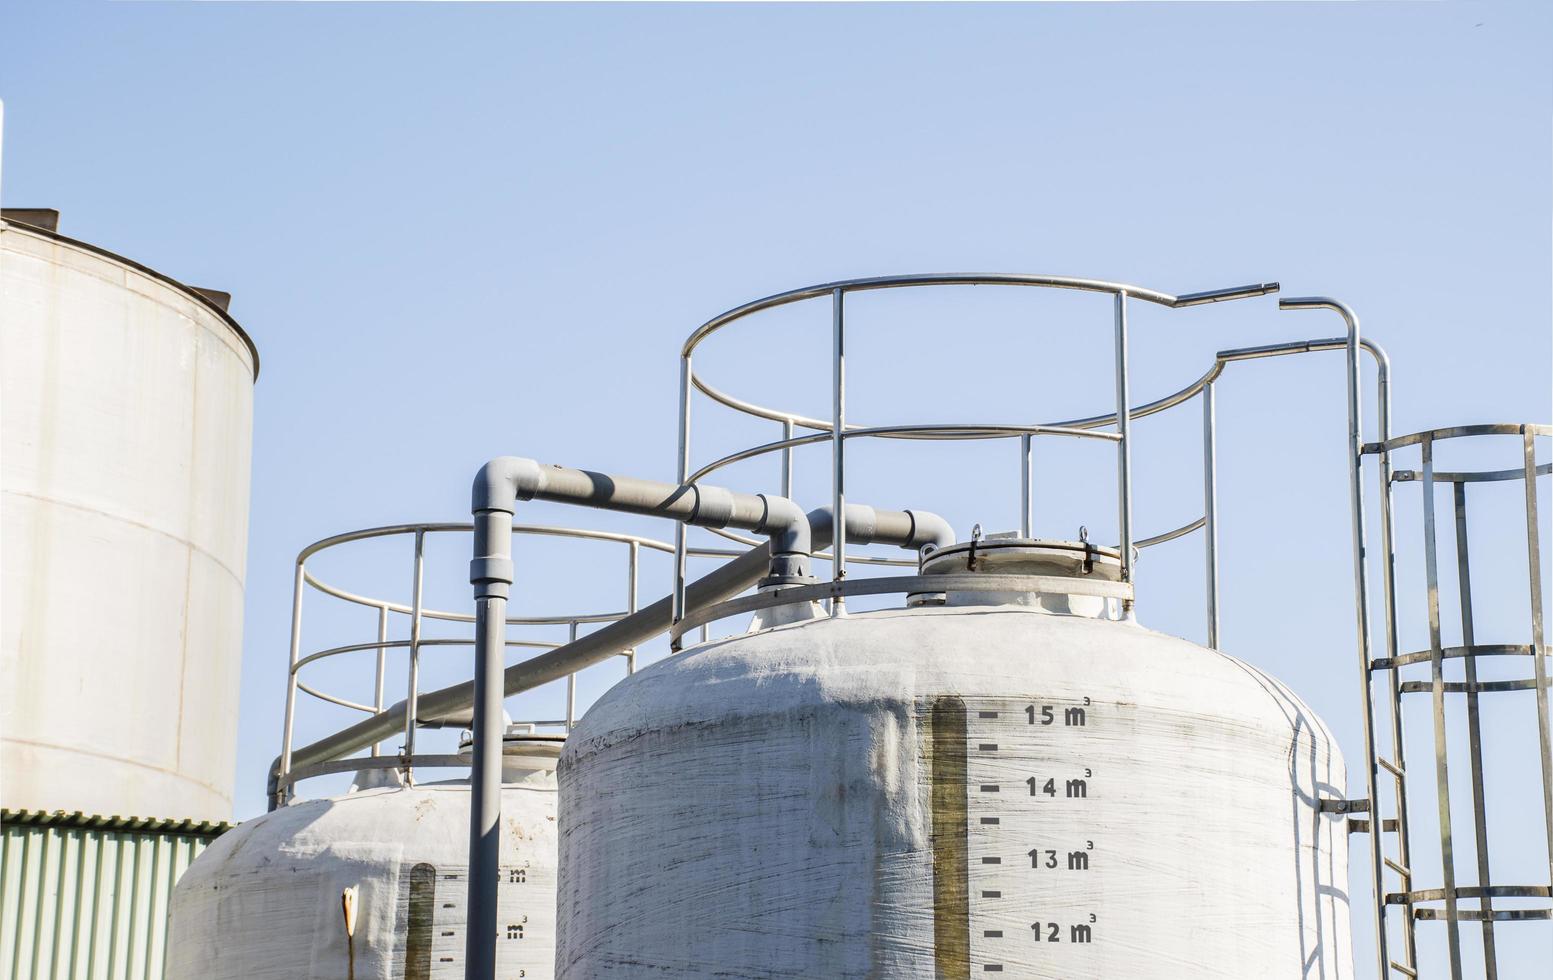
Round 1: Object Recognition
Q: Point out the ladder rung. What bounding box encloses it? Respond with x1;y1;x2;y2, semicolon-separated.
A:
1385;857;1411;878
1347;818;1400;835
1389;961;1418;978
1378;756;1404;777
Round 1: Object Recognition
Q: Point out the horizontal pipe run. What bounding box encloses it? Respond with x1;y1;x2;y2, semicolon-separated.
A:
472;457;811;575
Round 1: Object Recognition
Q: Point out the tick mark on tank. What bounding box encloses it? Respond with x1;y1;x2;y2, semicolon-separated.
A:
980;817;1000;825
980;784;999;793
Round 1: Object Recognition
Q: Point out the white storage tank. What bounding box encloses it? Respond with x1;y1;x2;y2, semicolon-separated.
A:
0;210;257;822
558;540;1352;978
168;730;561;980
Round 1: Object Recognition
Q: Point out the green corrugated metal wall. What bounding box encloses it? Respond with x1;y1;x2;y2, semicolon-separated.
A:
0;811;229;980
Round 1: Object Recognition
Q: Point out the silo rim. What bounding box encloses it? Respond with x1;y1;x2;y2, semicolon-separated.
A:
1;215;261;380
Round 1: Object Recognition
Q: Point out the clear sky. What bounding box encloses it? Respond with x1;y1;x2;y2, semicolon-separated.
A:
3;1;1550;975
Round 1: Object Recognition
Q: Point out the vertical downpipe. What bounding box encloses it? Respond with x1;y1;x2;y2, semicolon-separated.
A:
831;287;846;615
467;506;513;980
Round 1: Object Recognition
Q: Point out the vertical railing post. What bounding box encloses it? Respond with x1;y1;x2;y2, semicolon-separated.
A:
626;540;639;674
1523;430;1553;886
1283;296;1390;979
403;529;426;783
831;287;846;616
1113;292;1134;604
371;603;389;757
1452;480;1499;974
1372;349;1418;970
277;560;307;806
672;355;692;648
1202;382;1220;649
1020;433;1033;538
566;621;579;731
781;418;795;500
1421;435;1465;977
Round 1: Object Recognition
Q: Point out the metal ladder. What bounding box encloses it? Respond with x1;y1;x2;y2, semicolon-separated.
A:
1356;423;1552;980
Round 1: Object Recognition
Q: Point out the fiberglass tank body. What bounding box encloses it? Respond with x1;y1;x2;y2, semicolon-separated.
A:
168;734;561;980
557;541;1352;978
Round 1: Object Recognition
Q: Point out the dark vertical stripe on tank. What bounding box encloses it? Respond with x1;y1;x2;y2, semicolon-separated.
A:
930;696;970;979
405;862;436;980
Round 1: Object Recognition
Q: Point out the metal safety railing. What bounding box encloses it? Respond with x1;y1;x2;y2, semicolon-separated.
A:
668;276;1411;656
273;523;737;805
1358;423;1553;980
671;275;1290;633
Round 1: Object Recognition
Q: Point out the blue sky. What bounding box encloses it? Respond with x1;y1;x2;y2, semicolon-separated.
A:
3;1;1550;974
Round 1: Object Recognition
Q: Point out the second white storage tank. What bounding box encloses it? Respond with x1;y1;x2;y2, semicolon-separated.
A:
169;733;561;980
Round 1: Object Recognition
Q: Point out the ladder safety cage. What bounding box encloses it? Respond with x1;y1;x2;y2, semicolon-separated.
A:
1359;423;1553;980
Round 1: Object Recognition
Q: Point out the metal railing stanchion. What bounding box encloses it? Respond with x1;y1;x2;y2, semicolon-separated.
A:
277;562;306;805
1113;291;1134;604
1202;383;1220;649
1020;433;1033;538
403;529;427;783
371;604;389;757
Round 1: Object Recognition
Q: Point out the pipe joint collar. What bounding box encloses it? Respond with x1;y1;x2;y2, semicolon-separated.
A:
760;552;814;588
903;509;956;550
470;557;514;599
690;484;736;528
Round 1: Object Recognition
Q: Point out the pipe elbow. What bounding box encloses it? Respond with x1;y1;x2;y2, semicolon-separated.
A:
1278;296;1360;335
902;509;955;550
755;493;811;556
471;456;545;514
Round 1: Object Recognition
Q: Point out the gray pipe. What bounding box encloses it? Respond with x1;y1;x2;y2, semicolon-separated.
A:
467;457;819;980
472;456;811;567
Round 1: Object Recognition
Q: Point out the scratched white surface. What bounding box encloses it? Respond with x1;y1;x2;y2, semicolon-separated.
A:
558;606;1351;978
168;776;558;980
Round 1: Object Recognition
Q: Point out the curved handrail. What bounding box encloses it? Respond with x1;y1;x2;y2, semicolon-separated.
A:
681;338;1393;561
1373;422;1552;453
681;273;1276;356
279;521;738;803
298;523;742;624
292;637;561;675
